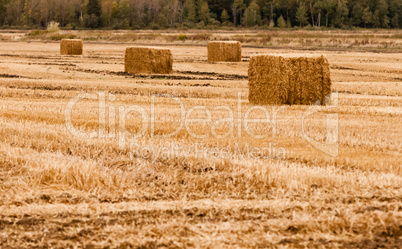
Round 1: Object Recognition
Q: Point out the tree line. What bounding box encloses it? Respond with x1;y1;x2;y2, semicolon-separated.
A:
0;0;400;29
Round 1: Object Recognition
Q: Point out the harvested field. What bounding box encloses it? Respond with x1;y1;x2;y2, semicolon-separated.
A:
0;30;401;248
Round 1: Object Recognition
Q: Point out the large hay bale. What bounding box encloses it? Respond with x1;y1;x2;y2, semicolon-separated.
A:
248;55;332;105
287;57;301;105
60;39;83;55
207;41;242;62
125;47;173;74
319;56;332;105
248;56;289;105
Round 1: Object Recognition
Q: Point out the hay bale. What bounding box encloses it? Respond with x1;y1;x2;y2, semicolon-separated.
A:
287;57;302;105
207;41;242;62
248;56;289;105
125;47;173;74
248;55;332;105
319;56;332;105
60;39;83;55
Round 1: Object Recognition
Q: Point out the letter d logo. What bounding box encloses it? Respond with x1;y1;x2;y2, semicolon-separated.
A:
302;92;339;158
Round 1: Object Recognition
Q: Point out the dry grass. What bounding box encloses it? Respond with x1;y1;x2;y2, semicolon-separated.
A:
0;31;401;248
20;29;402;52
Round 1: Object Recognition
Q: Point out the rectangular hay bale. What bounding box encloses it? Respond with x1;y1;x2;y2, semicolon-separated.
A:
319;56;332;105
297;57;321;106
248;55;332;106
60;39;83;55
248;56;289;105
208;41;242;62
125;47;173;74
287;57;302;105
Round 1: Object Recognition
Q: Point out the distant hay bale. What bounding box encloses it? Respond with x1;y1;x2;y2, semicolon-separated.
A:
207;41;242;62
125;47;173;74
248;55;332;105
60;39;83;55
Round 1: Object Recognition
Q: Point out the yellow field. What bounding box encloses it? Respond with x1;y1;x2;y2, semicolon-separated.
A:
0;30;401;248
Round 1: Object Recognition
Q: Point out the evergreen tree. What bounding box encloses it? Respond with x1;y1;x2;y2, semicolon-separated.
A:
157;7;169;28
315;0;336;27
0;0;400;30
198;1;211;25
333;0;348;28
221;9;230;25
307;0;316;27
87;0;101;28
88;0;101;17
373;0;389;28
232;0;245;26
352;3;364;26
296;3;308;27
111;1;119;20
389;0;402;28
391;14;399;28
22;0;31;26
119;0;130;24
362;6;372;28
277;15;287;28
243;1;261;27
184;0;196;24
0;0;5;19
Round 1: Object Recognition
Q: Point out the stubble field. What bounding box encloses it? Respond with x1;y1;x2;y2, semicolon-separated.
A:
0;30;401;248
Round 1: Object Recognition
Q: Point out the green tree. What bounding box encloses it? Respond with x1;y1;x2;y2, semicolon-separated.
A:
352;3;364;26
362;6;373;28
333;0;348;28
232;0;245;26
315;0;336;27
119;0;130;23
184;0;196;24
111;1;118;19
220;9;230;25
21;0;31;26
87;0;102;28
296;3;308;27
277;15;287;28
243;1;261;27
391;14;399;28
157;10;169;28
0;0;5;22
389;0;402;28
270;0;293;26
306;0;316;27
198;1;210;25
0;0;400;30
257;0;276;26
100;0;113;27
373;0;389;28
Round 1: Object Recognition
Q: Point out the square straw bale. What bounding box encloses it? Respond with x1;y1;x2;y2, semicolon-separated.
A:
207;41;242;62
248;55;332;105
248;55;290;105
60;39;83;55
125;47;173;74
